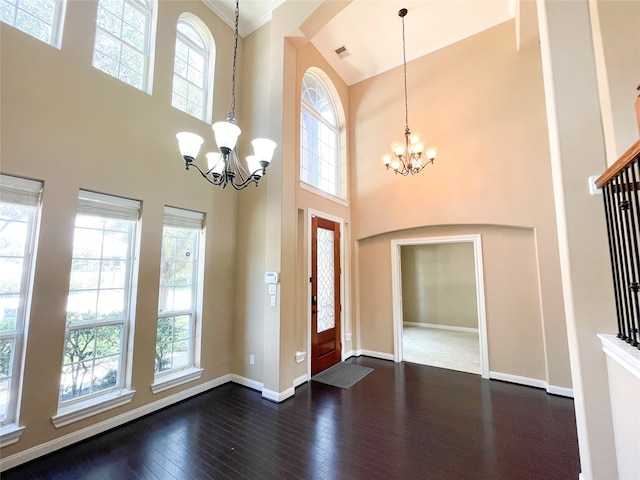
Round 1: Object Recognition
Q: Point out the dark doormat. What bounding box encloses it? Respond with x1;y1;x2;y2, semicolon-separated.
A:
311;362;374;389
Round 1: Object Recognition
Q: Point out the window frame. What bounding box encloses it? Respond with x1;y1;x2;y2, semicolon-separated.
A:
0;0;66;48
0;175;42;446
92;0;155;92
300;70;345;200
171;15;214;122
152;207;205;392
57;190;140;411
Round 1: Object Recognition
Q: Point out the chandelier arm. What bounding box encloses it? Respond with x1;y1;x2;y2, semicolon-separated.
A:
185;161;227;187
230;174;260;190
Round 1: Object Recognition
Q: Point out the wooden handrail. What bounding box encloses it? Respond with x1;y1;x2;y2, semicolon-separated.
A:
595;139;640;189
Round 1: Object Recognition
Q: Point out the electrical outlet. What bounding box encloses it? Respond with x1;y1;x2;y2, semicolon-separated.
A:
249;354;255;365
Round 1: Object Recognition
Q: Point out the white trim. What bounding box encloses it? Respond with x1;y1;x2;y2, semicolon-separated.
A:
262;386;294;403
51;389;136;428
4;375;232;471
230;374;263;392
599;333;640;380
490;370;575;397
390;235;490;379
490;371;548;389
343;349;355;360
547;385;574;398
293;374;308;388
299;182;349;207
403;322;479;333
0;424;25;448
150;367;203;394
355;349;395;361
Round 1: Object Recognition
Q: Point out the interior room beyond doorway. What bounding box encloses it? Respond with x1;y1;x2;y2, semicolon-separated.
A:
399;241;482;375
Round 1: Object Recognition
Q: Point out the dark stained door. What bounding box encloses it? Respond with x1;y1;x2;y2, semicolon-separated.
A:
311;216;341;375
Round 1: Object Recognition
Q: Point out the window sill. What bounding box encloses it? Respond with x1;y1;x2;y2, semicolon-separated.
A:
51;389;136;428
0;423;25;447
150;367;203;394
299;182;349;207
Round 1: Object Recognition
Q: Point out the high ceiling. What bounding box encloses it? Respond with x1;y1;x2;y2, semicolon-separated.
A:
204;0;515;86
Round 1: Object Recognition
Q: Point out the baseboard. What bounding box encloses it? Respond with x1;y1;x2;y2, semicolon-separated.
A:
547;384;574;398
355;349;395;361
0;373;233;472
262;386;295;403
230;374;263;392
490;371;547;389
293;374;308;388
489;371;573;398
404;322;479;333
343;349;355;360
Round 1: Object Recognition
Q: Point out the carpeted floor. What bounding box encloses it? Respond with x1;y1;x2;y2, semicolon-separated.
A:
403;325;481;374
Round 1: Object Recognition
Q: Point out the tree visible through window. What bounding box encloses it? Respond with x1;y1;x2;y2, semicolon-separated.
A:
300;71;341;197
0;0;65;47
155;207;203;375
92;0;153;91
60;191;139;403
171;17;212;121
0;175;42;426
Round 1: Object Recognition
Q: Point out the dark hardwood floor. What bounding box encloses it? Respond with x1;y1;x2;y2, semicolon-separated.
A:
2;357;580;480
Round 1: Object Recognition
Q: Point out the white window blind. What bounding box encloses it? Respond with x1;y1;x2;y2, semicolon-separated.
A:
163;206;204;229
77;190;140;220
0;175;43;207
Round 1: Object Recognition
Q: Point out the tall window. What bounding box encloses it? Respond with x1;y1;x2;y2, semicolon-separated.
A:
0;0;65;47
171;17;213;121
92;0;154;91
155;207;204;378
0;175;41;430
300;70;342;198
60;191;139;404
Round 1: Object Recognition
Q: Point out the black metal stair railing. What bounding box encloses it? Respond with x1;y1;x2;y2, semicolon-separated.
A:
597;140;640;349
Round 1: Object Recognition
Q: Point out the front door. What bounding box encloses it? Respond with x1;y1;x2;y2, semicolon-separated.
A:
311;216;341;375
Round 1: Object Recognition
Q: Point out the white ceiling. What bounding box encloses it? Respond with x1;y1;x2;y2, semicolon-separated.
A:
204;0;515;86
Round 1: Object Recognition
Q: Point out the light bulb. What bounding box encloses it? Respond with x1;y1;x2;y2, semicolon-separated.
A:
382;154;392;166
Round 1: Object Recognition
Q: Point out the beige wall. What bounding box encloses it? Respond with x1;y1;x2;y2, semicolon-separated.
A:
591;0;640;160
359;225;547;381
401;243;477;329
11;0;632;471
350;19;571;388
0;0;239;459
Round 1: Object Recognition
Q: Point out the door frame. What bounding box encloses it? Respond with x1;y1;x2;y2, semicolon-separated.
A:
390;234;489;378
307;209;345;376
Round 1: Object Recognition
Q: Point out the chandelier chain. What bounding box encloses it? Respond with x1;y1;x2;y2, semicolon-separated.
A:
229;0;239;121
401;13;409;134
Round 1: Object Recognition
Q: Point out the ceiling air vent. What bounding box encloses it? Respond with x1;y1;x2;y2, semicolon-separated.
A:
334;45;350;59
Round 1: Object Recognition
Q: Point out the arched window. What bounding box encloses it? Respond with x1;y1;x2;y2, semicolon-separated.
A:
0;0;66;47
300;70;344;199
92;0;156;92
171;17;214;122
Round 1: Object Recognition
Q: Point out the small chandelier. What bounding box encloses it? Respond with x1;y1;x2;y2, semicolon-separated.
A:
176;0;276;190
382;8;437;176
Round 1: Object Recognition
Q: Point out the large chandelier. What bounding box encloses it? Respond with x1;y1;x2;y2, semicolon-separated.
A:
382;8;436;176
176;0;276;190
